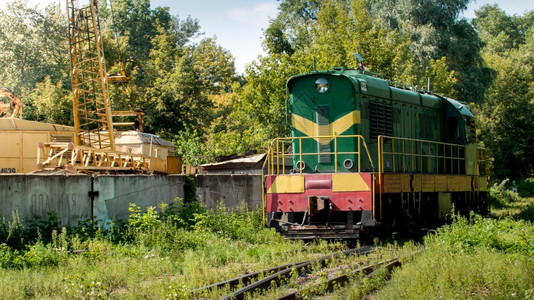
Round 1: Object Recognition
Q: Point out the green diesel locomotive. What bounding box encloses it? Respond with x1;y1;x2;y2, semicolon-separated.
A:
263;67;488;239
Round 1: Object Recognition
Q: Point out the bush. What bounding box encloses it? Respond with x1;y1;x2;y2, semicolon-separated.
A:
376;214;534;299
429;213;534;256
192;202;266;243
0;212;25;250
489;179;521;208
518;177;534;198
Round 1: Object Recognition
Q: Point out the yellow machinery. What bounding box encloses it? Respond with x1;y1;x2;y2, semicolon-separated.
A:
36;0;169;173
67;0;115;149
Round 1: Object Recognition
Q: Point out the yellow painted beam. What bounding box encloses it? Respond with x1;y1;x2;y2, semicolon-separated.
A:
267;175;304;194
332;173;370;192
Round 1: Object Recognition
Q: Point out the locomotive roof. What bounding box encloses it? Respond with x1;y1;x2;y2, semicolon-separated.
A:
287;67;473;118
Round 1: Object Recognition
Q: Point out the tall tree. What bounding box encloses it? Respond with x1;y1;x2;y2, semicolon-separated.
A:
473;4;527;54
369;0;493;103
0;2;68;104
220;0;457;156
474;5;534;179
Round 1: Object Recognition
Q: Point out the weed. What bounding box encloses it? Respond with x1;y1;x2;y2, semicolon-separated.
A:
373;213;534;299
0;200;346;299
489;179;521;208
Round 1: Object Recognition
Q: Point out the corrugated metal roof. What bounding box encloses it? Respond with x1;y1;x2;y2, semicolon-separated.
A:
200;153;266;168
114;131;175;148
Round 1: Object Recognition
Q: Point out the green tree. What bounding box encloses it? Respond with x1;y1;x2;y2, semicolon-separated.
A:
143;35;236;139
369;0;493;103
472;4;524;54
221;0;418;154
264;0;321;55
478;51;534;179
474;5;534;179
0;1;69;117
25;77;72;124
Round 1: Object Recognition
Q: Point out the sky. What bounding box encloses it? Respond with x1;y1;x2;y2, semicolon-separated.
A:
2;0;534;74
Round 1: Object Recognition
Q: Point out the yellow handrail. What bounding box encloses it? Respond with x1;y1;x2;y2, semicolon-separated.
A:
377;136;487;176
260;134;487;226
262;135;374;176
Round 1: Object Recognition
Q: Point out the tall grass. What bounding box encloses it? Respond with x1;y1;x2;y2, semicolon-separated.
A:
373;213;534;299
0;198;345;299
489;178;534;221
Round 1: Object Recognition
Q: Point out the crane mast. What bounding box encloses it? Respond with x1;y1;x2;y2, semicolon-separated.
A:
36;0;156;172
67;0;115;150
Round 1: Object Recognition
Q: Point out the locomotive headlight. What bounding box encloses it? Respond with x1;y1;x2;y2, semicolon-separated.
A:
343;159;354;170
315;78;329;93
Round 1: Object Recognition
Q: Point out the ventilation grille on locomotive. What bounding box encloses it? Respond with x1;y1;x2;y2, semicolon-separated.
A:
369;102;393;139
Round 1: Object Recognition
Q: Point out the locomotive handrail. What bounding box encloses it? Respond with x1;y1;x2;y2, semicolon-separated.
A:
262;135;374;176
261;135;374;225
376;136;488;221
377;135;488;179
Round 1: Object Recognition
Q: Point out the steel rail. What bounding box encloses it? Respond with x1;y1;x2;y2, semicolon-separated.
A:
276;250;422;300
214;246;375;300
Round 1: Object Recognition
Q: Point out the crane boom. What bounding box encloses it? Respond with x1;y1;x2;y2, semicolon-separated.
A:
36;0;171;173
67;0;115;150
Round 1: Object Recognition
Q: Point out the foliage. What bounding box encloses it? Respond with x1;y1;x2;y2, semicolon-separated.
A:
488;179;521;209
475;7;534;179
0;2;68;92
0;199;345;299
0;212;61;251
25;77;72;124
473;4;529;55
375;213;534;299
369;0;493;103
172;127;209;166
517;178;534;198
431;213;534;255
192;203;266;243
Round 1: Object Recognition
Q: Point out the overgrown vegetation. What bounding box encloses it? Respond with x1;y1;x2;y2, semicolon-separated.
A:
1;184;533;298
0;199;346;299
341;183;534;299
489;178;534;221
372;213;534;299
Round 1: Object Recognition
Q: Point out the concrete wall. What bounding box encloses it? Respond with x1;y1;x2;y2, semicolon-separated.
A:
0;174;185;227
0;174;92;226
195;174;262;210
94;175;185;226
0;174;261;227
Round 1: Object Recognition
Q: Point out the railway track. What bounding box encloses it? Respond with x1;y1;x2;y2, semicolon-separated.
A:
192;246;386;299
192;246;420;299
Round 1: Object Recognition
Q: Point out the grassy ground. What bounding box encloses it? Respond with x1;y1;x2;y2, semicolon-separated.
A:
331;183;534;299
0;201;351;299
1;183;533;299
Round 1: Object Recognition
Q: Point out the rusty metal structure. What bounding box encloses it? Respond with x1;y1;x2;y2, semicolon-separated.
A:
36;0;173;173
0;87;23;118
67;0;115;149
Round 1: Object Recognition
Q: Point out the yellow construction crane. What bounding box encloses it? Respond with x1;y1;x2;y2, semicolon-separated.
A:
36;0;156;172
67;0;116;149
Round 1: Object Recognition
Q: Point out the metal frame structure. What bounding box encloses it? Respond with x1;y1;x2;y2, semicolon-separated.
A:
67;0;115;150
36;0;159;172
